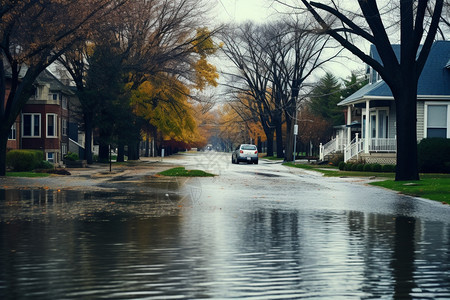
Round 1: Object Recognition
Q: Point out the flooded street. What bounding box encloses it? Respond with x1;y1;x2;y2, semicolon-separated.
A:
1;152;450;299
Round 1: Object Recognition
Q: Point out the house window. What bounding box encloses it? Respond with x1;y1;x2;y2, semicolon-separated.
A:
62;96;68;110
23;113;41;137
47;114;57;137
9;123;16;140
426;104;448;138
62;119;68;136
47;152;54;163
62;143;67;155
35;87;42;99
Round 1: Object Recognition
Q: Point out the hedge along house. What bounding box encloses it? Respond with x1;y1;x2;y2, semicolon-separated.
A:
319;40;450;164
7;69;77;165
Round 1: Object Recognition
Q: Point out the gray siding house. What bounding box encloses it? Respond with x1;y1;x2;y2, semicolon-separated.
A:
320;41;450;164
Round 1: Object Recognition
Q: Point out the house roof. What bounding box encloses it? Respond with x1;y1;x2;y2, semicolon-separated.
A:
338;40;450;106
35;69;74;95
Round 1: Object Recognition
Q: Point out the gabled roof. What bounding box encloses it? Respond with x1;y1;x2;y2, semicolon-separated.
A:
338;40;450;106
35;69;74;95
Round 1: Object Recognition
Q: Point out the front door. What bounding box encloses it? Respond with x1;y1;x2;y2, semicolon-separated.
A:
362;109;389;139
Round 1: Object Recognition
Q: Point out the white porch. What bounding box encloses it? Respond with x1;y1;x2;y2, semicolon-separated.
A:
320;100;397;163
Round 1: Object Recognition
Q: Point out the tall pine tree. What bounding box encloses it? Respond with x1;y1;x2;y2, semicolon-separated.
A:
308;73;343;126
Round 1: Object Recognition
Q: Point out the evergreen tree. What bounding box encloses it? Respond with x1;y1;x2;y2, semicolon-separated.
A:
308;73;343;126
341;72;368;99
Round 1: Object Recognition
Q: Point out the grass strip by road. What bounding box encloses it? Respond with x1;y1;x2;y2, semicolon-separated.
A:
283;162;450;204
158;167;215;177
6;172;50;177
370;178;450;203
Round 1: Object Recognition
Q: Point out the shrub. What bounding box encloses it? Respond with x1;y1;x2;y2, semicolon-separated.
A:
356;164;364;171
338;161;346;170
64;152;79;161
344;163;353;171
351;163;360;171
330;154;344;166
6;150;44;171
418;138;450;173
372;163;382;172
36;160;54;170
363;164;373;172
381;164;396;173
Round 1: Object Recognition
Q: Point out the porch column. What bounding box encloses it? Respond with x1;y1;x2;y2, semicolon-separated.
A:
347;106;352;145
365;100;370;153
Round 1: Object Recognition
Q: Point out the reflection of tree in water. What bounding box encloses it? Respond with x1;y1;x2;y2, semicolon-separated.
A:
392;216;416;299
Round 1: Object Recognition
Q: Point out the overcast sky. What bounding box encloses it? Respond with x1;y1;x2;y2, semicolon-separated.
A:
214;0;281;23
212;0;366;81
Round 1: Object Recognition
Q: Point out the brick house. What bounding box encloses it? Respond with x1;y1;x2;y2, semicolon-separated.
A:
7;69;79;165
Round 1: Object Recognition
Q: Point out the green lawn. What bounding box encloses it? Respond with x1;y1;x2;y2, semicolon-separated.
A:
283;162;450;204
158;167;215;177
370;178;450;203
6;172;50;177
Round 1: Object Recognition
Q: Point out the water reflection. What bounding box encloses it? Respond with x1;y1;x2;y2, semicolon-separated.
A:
1;189;450;299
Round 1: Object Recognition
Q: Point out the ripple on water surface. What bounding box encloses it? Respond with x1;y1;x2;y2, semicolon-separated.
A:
1;189;450;299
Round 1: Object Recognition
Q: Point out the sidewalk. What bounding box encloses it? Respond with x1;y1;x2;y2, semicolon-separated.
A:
0;156;179;192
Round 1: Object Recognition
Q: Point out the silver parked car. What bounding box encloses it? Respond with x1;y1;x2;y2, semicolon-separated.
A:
232;144;258;164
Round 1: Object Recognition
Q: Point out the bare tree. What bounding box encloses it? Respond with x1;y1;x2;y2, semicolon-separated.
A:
265;17;339;161
221;22;279;156
300;0;443;181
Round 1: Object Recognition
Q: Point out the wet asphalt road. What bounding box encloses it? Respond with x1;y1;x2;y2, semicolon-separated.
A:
1;151;450;299
179;151;449;222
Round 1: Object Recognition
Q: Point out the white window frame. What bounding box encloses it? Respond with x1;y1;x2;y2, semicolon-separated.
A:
62;96;68;110
47;152;54;163
62;118;68;136
22;113;41;137
8;123;16;140
46;113;58;138
61;143;67;155
362;107;390;139
424;101;450;138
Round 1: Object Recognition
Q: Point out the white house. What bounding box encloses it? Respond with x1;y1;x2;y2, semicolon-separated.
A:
320;40;450;164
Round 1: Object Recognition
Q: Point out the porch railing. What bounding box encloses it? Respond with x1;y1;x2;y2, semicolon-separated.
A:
344;134;364;162
369;138;397;152
319;135;346;160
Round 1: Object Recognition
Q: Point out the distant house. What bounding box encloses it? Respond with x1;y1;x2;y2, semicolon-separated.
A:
320;40;450;164
7;69;83;165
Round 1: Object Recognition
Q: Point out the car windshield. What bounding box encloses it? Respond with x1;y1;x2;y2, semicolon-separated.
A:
241;145;257;150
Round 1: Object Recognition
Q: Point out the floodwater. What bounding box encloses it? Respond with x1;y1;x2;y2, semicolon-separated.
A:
1;152;450;299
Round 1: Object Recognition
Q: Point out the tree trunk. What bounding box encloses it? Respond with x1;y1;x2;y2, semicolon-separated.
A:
266;129;275;157
275;112;284;159
285;118;294;162
145;137;149;157
117;143;125;162
128;141;139;160
84;114;94;164
0;132;8;176
393;85;420;181
98;143;109;163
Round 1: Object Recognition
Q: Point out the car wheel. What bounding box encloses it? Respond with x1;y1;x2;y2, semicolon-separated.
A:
254;160;258;165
